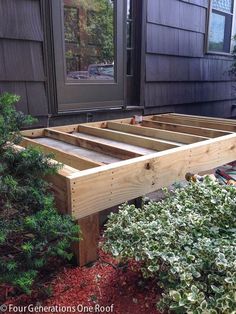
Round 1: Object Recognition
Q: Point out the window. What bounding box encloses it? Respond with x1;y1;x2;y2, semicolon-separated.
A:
208;0;234;53
51;0;125;111
64;0;115;81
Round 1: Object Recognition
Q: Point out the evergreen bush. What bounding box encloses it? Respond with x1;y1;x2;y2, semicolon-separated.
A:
0;93;80;294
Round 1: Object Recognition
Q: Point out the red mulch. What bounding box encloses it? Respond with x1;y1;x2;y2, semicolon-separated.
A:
1;247;163;314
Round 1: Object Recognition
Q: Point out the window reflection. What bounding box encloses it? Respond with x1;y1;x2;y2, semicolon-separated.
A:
212;0;233;13
209;13;226;52
64;0;115;80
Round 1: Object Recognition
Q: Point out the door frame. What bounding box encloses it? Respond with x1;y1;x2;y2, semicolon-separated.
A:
51;0;125;112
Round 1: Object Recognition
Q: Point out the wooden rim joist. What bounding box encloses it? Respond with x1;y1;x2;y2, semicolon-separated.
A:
20;113;236;265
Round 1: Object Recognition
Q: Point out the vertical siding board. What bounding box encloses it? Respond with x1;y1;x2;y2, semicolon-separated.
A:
0;41;6;79
145;82;234;107
146;55;232;82
147;24;204;57
0;0;48;117
0;0;43;41
175;100;233;117
147;0;206;33
26;83;48;116
0;40;45;81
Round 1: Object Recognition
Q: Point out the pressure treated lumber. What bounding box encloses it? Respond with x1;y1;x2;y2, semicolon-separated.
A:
20;113;236;267
21;128;45;138
152;115;236;132
73;132;156;155
21;124;79;138
68;133;236;219
74;214;100;266
142;118;229;138
20;137;102;170
167;113;236;125
78;124;181;150
13;144;77;216
44;129;141;160
36;138;121;164
13;144;78;176
107;121;208;144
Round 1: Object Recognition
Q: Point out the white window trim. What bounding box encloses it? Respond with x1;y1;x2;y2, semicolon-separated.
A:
230;0;236;52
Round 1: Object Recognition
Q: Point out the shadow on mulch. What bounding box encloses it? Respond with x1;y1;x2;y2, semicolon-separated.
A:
1;235;165;314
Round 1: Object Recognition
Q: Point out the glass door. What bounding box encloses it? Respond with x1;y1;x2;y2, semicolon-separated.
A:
52;0;125;111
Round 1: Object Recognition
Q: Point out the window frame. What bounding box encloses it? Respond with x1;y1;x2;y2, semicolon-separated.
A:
207;0;235;55
51;0;125;112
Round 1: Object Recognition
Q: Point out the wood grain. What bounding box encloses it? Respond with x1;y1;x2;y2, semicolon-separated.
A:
21;137;102;170
107;121;208;144
142;118;230;138
68;133;236;219
152;115;236;132
74;214;100;266
44;129;141;160
78;124;181;150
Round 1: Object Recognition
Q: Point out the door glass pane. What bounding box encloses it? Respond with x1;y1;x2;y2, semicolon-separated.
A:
64;0;115;80
209;12;226;51
212;0;233;13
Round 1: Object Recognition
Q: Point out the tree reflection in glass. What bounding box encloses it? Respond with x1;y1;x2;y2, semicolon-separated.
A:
64;0;115;80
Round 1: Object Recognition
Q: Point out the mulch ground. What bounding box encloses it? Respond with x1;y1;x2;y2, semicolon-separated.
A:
1;247;163;314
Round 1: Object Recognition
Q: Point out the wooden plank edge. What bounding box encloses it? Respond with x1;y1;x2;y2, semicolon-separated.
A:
107;121;208;144
78;124;181;151
20;137;102;170
142;117;230;138
67;133;236;219
152;115;236;132
13;144;78;176
166;113;236;125
44;128;142;160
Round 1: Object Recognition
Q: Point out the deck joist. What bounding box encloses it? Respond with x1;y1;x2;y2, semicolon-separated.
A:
20;114;236;265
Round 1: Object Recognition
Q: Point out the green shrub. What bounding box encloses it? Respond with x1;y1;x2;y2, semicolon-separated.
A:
103;178;236;313
0;93;80;294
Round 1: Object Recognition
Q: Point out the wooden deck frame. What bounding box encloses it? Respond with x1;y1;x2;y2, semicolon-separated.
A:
20;114;236;266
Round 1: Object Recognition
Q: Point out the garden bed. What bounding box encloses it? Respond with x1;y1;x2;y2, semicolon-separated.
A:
2;241;163;314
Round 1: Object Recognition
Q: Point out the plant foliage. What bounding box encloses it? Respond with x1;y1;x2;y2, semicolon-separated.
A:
0;93;80;294
103;178;236;313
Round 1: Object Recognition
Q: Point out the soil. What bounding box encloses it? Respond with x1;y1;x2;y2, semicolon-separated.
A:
2;246;163;314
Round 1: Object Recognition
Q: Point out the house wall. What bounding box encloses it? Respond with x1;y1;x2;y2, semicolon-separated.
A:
0;0;49;125
0;0;142;126
0;0;236;122
143;0;236;118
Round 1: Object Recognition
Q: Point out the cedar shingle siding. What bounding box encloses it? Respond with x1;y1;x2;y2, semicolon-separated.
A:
144;0;236;117
0;0;48;120
0;0;235;124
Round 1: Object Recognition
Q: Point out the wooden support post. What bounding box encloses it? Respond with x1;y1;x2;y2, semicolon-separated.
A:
74;214;100;266
20;114;236;267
